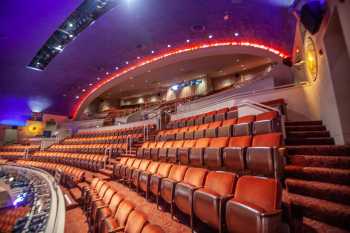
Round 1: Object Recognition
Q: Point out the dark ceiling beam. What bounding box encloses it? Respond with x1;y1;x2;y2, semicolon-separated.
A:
27;0;118;71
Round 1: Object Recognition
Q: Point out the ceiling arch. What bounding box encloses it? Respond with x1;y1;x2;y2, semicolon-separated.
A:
0;0;296;124
72;39;289;119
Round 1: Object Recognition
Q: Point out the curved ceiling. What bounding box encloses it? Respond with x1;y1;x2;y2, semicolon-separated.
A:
0;0;296;124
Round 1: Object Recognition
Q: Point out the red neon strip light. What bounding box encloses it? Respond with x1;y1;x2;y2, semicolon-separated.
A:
71;39;290;119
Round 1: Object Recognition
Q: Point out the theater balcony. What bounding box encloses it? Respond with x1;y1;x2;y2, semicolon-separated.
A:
1;1;350;233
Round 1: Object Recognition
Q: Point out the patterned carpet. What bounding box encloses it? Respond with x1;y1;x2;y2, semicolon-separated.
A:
107;181;192;233
64;207;89;233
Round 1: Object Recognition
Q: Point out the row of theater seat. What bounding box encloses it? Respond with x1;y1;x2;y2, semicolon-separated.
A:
48;142;130;155
0;144;40;152
159;111;280;140
63;134;143;145
167;107;238;129
137;133;283;177
0;151;26;160
16;160;85;188
113;159;282;233
30;151;108;171
81;178;165;233
0;206;30;233
75;125;156;138
0;159;8;164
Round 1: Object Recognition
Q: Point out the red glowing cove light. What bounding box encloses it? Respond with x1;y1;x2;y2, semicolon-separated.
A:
71;39;289;119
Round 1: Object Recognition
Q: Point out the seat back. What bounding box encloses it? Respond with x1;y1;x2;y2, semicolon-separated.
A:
252;133;282;147
156;163;172;177
237;115;255;124
208;121;222;129
141;142;150;149
168;165;188;182
103;188;116;204
148;142;157;149
146;161;160;174
124;210;148;233
98;184;109;197
183;167;208;187
194;138;210;148
139;160;151;171
228;136;252;147
255;111;278;121
95;181;105;192
234;176;281;211
126;158;136;167
197;123;209;131
132;159;142;168
90;177;99;188
183;140;196;148
209;137;229;148
109;193;124;214
155;141;165;149
115;200;135;227
173;140;184;148
163;141;174;149
141;224;165;233
204;171;237;196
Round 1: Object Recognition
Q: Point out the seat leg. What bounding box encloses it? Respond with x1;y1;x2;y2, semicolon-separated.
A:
170;202;174;219
190;213;194;230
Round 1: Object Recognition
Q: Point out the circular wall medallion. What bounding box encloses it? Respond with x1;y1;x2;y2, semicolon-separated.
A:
304;36;318;81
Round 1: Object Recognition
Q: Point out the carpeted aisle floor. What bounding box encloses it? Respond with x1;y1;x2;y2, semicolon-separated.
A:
64;207;89;233
108;181;192;233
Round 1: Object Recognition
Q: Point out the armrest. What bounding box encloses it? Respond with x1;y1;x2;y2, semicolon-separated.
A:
219;194;234;203
109;226;125;233
260;209;282;217
96;204;108;210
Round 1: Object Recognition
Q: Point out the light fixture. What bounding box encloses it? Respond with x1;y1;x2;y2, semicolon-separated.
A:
171;84;179;91
82;89;86;92
151;50;155;54
97;77;100;80
115;66;119;70
125;61;129;64
89;83;93;86
186;39;190;43
105;72;109;75
236;59;240;63
68;23;74;28
75;96;80;99
54;45;63;52
167;44;171;48
234;32;239;37
137;56;140;59
69;34;74;38
208;34;213;39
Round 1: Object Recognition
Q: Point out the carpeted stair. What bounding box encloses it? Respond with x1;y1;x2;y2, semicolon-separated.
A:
284;121;350;233
285;121;334;145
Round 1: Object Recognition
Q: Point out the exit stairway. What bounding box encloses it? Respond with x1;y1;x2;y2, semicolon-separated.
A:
283;121;350;233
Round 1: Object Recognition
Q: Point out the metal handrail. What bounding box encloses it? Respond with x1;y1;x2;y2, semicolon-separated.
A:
176;82;309;114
